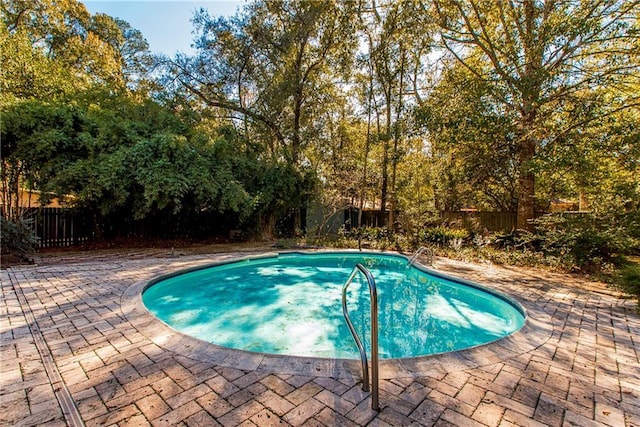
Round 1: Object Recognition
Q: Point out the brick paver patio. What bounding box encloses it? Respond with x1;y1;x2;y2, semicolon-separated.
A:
1;249;638;426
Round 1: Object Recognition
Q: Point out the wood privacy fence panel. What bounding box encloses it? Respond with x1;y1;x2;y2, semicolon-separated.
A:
17;207;517;248
22;207;93;248
20;207;236;247
441;211;517;233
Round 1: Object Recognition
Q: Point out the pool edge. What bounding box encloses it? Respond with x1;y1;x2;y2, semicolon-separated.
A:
121;250;553;380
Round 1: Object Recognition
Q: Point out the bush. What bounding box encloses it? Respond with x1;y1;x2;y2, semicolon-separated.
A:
615;261;640;303
489;230;538;250
1;217;38;260
345;226;392;242
607;259;640;311
533;212;640;272
338;226;408;251
416;226;470;248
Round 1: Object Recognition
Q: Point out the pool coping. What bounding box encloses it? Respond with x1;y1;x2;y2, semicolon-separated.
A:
121;250;553;380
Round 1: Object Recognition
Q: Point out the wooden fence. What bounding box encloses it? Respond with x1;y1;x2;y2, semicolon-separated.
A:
441;211;517;232
18;206;237;248
21;207;93;248
14;207;518;248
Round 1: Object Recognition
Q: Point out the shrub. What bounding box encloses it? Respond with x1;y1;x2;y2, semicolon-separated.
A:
1;217;38;260
613;260;640;309
416;226;470;248
533;212;640;272
337;226;409;251
489;230;538;250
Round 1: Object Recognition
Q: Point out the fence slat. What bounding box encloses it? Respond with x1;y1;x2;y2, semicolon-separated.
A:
19;207;92;248
442;211;516;233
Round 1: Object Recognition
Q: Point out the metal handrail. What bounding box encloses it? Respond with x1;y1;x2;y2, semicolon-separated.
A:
407;246;433;268
342;264;379;411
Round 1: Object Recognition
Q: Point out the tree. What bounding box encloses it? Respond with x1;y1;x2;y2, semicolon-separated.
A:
1;0;152;97
1;0;155;219
358;0;432;228
88;15;154;89
0;95;260;237
170;0;358;235
0;101;92;220
536;88;640;214
0;22;76;101
417;62;519;212
429;0;639;230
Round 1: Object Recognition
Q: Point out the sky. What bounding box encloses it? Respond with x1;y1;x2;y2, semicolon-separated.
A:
83;1;243;56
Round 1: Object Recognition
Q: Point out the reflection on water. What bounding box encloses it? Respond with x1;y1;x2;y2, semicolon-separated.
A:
143;253;524;359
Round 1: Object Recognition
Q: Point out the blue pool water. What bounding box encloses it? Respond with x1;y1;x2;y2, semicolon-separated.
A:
142;252;525;359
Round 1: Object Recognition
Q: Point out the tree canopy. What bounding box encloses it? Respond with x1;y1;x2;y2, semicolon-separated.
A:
428;0;639;229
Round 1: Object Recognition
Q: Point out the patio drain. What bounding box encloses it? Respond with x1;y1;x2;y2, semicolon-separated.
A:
8;270;85;427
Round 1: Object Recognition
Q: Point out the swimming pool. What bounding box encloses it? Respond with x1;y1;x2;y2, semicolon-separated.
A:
142;251;525;359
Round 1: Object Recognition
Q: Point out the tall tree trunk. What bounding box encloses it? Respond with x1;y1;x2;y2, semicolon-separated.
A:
258;213;277;240
359;70;375;229
1;161;23;221
389;44;405;231
380;87;392;226
292;90;302;166
516;0;541;232
371;91;384;220
517;137;536;231
291;84;303;234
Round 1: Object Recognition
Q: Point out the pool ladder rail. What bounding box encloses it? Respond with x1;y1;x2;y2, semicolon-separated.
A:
341;264;380;411
407;246;434;268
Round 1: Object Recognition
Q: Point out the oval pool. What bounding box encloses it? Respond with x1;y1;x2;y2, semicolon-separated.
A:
142;252;525;359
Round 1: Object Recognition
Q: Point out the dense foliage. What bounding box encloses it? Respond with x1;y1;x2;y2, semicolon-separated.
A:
0;216;38;260
0;96;312;238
